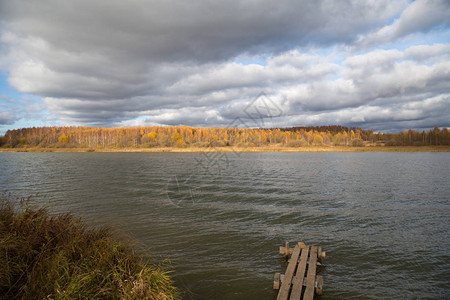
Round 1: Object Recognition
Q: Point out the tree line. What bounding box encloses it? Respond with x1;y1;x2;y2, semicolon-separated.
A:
0;125;448;148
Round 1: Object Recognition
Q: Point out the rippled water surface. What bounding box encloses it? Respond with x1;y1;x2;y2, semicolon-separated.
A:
1;152;449;299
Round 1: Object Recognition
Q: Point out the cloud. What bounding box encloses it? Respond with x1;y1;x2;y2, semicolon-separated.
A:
1;0;406;99
9;43;450;131
0;0;407;61
283;93;450;131
0;0;449;132
0;94;48;128
357;0;450;47
0;110;16;125
280;45;450;112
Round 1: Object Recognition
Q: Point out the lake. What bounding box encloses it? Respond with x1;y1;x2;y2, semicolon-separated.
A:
0;152;448;299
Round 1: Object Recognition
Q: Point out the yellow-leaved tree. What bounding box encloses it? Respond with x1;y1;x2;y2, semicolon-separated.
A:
171;132;186;147
58;134;69;144
313;134;323;145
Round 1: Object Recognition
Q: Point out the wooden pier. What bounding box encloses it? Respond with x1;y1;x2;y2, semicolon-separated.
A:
274;242;326;300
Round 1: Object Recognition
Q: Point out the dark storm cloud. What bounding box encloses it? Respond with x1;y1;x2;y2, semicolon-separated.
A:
0;111;16;125
0;0;449;131
1;0;404;99
0;0;405;61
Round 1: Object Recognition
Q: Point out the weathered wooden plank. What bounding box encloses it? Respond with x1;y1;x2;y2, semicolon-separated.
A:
280;242;307;257
274;273;281;290
299;275;321;287
277;244;301;300
317;246;326;260
273;273;286;290
289;245;310;300
315;275;323;295
303;246;318;300
279;241;291;257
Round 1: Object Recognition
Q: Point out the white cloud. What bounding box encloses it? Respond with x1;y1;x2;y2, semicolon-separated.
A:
15;42;450;131
357;0;450;47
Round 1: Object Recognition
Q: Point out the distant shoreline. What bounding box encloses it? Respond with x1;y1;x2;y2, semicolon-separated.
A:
1;146;449;152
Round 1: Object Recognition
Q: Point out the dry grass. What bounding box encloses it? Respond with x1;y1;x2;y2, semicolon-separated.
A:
0;195;178;300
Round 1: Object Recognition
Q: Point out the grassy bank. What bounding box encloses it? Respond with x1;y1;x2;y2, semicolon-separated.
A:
0;145;449;152
0;196;178;299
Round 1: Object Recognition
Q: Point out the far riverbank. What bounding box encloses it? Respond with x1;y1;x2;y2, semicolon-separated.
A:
1;145;449;152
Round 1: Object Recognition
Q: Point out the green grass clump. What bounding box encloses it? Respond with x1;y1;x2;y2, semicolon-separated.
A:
0;196;178;299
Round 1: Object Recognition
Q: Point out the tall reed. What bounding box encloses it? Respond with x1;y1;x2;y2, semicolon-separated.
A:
0;195;178;299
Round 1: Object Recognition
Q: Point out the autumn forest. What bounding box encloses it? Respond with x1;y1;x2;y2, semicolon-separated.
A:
1;125;449;149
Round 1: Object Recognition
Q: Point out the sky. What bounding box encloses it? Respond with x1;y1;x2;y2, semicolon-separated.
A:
0;0;449;134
